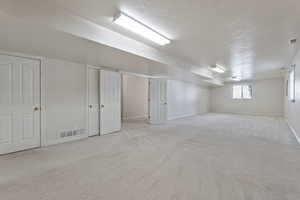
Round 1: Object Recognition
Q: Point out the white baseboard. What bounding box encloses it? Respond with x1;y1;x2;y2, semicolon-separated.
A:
122;115;148;121
286;120;300;145
210;111;283;118
168;113;207;121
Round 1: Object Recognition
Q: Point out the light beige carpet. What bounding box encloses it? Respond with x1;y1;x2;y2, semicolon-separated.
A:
0;114;299;200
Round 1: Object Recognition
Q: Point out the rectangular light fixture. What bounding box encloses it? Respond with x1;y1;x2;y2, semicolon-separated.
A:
210;64;226;73
113;12;171;46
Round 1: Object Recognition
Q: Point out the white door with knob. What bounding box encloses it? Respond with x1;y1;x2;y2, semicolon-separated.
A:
0;55;41;154
87;67;100;136
149;79;167;124
100;70;121;135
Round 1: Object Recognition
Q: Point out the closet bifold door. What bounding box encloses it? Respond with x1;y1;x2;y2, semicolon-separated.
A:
100;70;121;135
87;67;100;136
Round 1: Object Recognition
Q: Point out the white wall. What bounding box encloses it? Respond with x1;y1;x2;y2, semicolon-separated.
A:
42;58;87;145
2;52;210;147
0;16;214;86
167;80;210;120
210;78;284;117
285;50;300;142
122;74;148;120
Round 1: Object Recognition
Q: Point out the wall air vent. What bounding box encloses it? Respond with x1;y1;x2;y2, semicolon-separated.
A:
60;129;86;138
290;38;297;44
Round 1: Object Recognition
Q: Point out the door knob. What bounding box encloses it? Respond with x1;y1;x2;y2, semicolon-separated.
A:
89;105;92;108
34;107;39;111
101;104;104;108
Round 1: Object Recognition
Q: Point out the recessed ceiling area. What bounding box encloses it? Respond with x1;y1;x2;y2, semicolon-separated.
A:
0;0;299;84
40;0;300;81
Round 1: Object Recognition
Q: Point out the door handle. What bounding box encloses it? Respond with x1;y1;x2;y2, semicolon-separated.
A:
89;105;92;108
34;107;39;111
101;104;104;108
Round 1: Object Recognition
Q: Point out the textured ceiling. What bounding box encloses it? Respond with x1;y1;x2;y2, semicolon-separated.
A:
50;0;300;80
0;0;300;83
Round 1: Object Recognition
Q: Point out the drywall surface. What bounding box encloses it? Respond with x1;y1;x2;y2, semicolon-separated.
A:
122;74;148;120
0;15;213;86
167;80;210;120
284;50;300;142
211;78;284;117
42;58;87;145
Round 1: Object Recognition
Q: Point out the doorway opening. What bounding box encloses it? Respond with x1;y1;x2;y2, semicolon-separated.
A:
121;73;149;128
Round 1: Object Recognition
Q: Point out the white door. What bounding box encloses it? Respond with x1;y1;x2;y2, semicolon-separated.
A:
87;67;100;136
100;70;121;135
0;55;41;154
149;79;167;124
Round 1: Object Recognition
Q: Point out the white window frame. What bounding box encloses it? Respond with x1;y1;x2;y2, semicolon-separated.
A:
232;84;253;100
289;65;296;103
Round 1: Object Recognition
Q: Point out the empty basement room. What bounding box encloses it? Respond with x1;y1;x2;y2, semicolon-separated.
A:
0;0;300;200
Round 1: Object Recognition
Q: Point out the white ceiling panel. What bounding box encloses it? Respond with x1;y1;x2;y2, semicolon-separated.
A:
0;0;299;84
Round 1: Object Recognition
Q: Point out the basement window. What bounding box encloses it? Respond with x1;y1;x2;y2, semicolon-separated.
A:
289;65;296;102
233;85;252;99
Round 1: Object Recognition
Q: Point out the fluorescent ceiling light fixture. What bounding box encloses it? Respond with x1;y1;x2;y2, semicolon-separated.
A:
113;12;171;46
210;64;226;73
